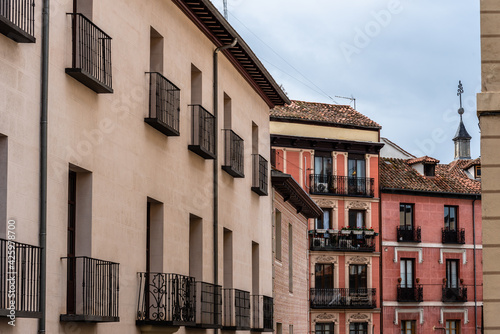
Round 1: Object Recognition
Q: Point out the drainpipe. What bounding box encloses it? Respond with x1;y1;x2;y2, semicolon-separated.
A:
39;0;50;333
472;197;478;333
378;151;383;334
213;38;237;332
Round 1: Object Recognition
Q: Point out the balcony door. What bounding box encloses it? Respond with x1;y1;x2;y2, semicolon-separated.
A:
349;264;367;290
67;171;77;314
348;154;366;194
316;209;331;230
444;206;457;231
400;204;413;230
400;258;414;288
315;264;334;289
446;259;459;288
314;152;332;176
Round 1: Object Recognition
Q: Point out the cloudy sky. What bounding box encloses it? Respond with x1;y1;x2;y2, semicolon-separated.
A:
210;0;481;163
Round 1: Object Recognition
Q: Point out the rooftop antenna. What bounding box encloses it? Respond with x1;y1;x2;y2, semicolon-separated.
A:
223;0;228;20
335;95;356;109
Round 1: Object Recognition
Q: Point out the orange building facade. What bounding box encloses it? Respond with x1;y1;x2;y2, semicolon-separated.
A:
270;101;384;334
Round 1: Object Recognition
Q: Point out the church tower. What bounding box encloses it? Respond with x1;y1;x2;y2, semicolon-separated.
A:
453;81;471;159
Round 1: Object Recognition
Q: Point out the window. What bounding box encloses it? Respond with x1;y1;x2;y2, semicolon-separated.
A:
424;164;435;177
446;320;460;334
401;320;416;334
400;259;414;288
289;223;293;293
315;264;334;289
475;165;481;179
316;209;331;230
275;210;282;261
289;324;293;334
314;152;332;176
189;214;202;280
149;199;164;274
150;27;163;73
444;206;458;231
446;259;459;288
349;210;365;229
191;64;202;105
348;154;366;178
349;264;367;290
277;322;282;334
223;228;233;288
399;204;413;229
349;322;368;334
252;242;259;295
316;322;334;334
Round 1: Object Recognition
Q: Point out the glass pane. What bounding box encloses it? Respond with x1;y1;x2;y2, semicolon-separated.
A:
406;206;412;228
357;159;366;178
450;207;456;230
323;210;330;230
315;156;323;175
406;260;413;288
400;261;406;288
348;159;356;177
357;212;364;228
400;204;405;226
444;206;450;229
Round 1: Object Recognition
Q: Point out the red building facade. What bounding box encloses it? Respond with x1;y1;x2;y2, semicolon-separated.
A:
380;156;482;333
270;100;384;334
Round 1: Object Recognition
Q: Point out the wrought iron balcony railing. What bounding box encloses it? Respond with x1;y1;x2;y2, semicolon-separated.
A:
136;272;196;326
195;281;222;329
0;238;41;318
223;288;250;330
442;285;467;303
309;230;376;252
309;174;374;197
251;295;273;332
145;72;181;136
61;256;119;322
397;226;421;243
66;13;113;93
251;154;268;196
0;0;35;42
310;288;376;309
397;284;423;302
222;130;244;178
188;104;216;159
441;228;465;244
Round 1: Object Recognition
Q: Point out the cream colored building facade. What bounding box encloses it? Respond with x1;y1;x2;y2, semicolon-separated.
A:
0;0;288;333
478;0;500;332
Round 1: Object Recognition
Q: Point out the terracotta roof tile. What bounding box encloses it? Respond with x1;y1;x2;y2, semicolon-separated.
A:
270;100;381;129
462;157;481;170
407;156;440;165
380;158;481;195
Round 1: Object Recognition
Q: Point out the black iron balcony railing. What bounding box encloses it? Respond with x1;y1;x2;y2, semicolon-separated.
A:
397;285;423;302
195;281;222;329
442;285;467;303
309;174;374;197
66;13;113;93
188;104;216;159
442;228;465;244
222;130;244;178
61;256;119;322
310;288;376;309
309;230;376;252
223;288;250;330
0;238;41;318
397;226;421;242
251;295;273;332
252;154;268;196
145;72;181;136
137;272;196;326
0;0;35;42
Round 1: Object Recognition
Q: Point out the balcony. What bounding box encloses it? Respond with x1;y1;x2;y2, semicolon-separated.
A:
397;226;421;243
251;295;273;332
309;230;376;252
60;256;119;322
66;13;113;93
310;288;376;309
442;228;465;244
145;72;181;136
0;238;41;318
309;174;374;197
188;105;215;159
136;272;196;327
194;281;222;329
223;288;250;330
0;0;35;43
397;285;423;302
251;154;268;196
442;285;467;303
222;130;244;178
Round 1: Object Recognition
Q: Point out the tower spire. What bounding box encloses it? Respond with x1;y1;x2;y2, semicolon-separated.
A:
453;81;471;160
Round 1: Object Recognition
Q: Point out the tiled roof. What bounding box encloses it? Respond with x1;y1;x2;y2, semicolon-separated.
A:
270;100;381;129
380;158;481;195
462;157;481;170
407;156;440;165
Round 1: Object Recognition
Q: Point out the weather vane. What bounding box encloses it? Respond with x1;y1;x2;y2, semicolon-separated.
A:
457;80;464;115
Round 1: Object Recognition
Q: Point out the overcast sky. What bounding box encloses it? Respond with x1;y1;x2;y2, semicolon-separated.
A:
210;0;481;163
